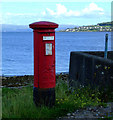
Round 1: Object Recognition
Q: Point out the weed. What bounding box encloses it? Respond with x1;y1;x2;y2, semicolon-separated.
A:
2;79;112;119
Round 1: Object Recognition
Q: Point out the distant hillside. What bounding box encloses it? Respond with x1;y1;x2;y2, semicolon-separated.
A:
97;21;113;26
1;24;77;32
1;24;32;32
1;21;111;32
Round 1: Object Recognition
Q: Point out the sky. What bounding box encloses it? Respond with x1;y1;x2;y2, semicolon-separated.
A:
0;0;112;26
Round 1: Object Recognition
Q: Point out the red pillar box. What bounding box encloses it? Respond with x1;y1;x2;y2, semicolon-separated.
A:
29;21;58;107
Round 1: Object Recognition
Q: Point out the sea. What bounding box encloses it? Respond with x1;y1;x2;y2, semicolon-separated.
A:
2;32;112;76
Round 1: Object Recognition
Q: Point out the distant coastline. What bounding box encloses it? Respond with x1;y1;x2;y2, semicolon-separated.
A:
58;21;112;32
1;21;112;32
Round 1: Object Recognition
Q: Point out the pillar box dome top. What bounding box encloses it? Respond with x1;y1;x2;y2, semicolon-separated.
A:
29;21;58;29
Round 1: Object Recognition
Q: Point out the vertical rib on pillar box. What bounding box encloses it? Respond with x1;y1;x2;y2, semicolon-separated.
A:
29;21;58;107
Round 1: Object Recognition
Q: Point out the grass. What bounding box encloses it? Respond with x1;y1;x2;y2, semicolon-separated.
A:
2;77;112;119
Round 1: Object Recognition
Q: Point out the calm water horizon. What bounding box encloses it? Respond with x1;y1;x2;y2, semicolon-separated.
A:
2;32;111;76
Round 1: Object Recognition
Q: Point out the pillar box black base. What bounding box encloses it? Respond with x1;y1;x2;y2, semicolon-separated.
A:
33;87;55;107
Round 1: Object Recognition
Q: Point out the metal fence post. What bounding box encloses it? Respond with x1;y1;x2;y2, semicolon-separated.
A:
104;34;108;59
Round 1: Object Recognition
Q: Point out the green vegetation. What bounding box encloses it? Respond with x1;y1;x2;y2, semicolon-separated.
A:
97;21;112;26
2;77;112;119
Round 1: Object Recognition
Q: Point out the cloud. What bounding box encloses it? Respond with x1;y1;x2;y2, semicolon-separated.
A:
43;4;67;17
1;12;42;25
43;3;104;18
5;12;37;16
82;3;104;15
56;4;67;15
2;3;105;19
1;2;105;25
43;4;80;17
1;0;112;2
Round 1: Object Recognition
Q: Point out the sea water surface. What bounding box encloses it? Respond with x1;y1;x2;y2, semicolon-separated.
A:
2;32;111;76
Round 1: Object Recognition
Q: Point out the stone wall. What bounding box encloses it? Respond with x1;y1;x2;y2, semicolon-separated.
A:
69;51;113;89
83;51;113;60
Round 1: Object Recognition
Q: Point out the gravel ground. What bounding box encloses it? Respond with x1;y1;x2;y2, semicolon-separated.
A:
57;102;113;119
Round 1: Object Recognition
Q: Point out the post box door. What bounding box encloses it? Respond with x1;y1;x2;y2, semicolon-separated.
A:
38;32;55;88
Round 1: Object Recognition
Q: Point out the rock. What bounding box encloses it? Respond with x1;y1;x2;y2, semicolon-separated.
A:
1;77;7;80
88;108;92;111
57;102;113;119
72;113;75;116
67;113;71;116
98;111;100;114
76;110;79;112
71;116;74;118
96;109;98;112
